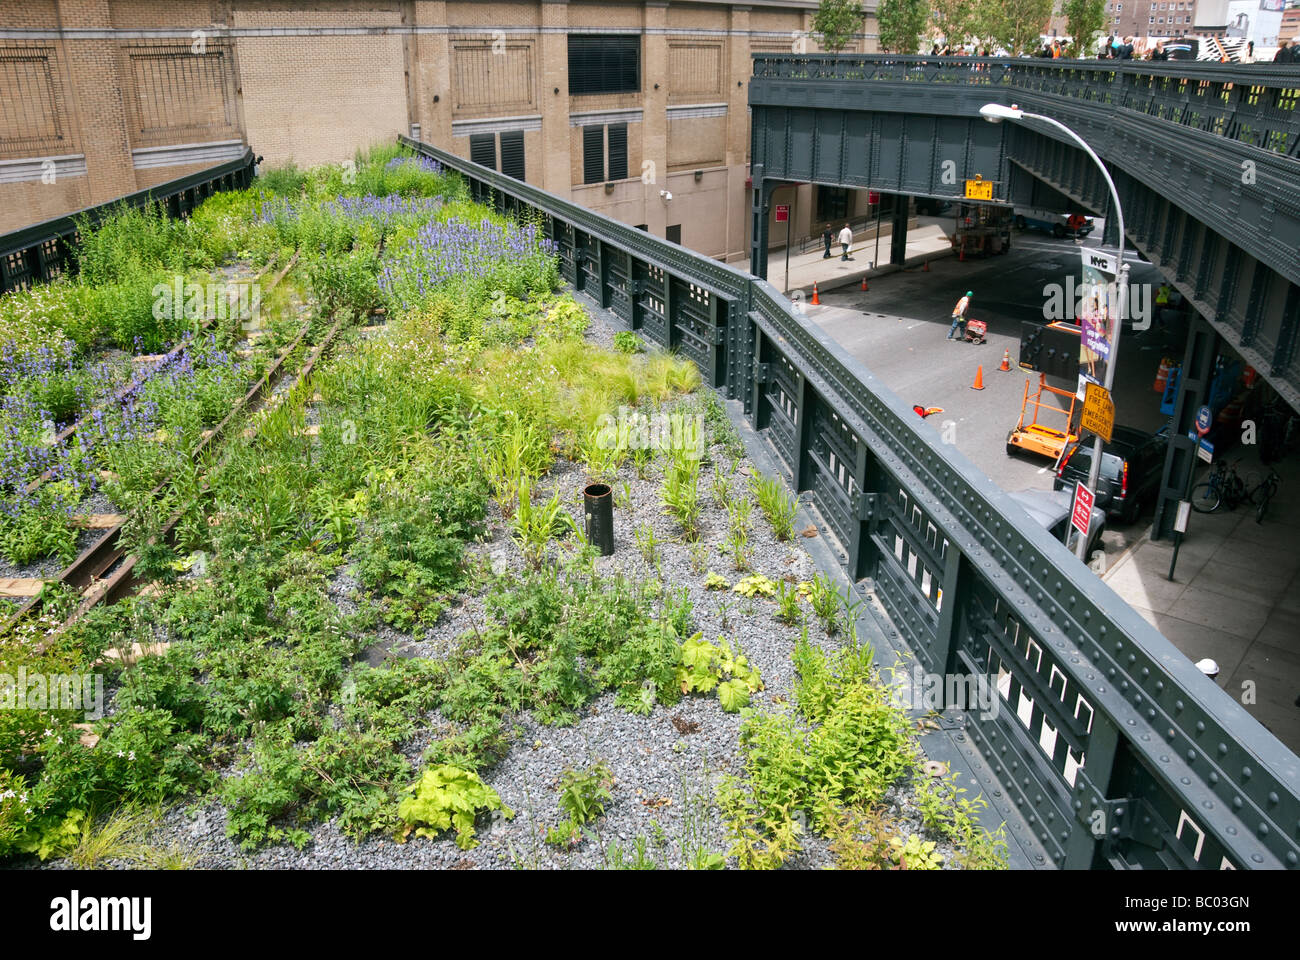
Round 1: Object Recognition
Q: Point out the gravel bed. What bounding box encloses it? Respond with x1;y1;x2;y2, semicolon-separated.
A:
19;296;960;871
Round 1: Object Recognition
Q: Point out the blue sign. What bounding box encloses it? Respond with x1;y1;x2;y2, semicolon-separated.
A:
1195;405;1213;436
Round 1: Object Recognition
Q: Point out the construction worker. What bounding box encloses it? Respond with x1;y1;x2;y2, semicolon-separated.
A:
948;291;972;340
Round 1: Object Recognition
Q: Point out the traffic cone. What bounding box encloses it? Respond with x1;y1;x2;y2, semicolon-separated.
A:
923;260;930;272
860;276;869;291
811;282;820;305
999;348;1011;372
971;365;985;390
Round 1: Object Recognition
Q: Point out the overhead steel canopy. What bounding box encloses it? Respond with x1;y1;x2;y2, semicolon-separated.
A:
748;54;1300;411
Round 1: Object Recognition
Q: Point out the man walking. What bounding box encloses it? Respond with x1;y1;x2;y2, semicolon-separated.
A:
838;223;854;261
948;290;972;340
822;223;834;259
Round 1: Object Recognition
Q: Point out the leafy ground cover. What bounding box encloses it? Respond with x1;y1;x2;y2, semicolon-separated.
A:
0;145;1007;870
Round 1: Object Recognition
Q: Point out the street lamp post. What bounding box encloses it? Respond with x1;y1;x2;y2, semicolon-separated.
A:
980;103;1130;561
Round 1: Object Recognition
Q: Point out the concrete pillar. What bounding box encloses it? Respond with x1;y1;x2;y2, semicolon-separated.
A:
411;1;451;148
540;0;571;198
727;4;752;261
890;196;910;265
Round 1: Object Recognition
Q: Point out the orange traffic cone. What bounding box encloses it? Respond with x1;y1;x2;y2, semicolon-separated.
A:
971;365;985;390
860;276;869;291
811;282;820;305
999;349;1011;372
923;260;930;272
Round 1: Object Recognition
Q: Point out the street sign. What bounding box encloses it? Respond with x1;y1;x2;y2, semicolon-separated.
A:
1071;482;1094;537
1186;429;1214;462
774;204;789;222
1080;382;1114;442
868;190;880;205
1195;404;1212;436
964;178;993;201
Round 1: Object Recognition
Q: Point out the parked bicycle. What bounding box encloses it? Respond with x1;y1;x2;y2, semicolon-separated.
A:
1252;468;1280;524
1190;460;1280;522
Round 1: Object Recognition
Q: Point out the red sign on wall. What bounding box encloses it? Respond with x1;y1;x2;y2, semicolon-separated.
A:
1071;482;1095;537
868;191;880;205
775;204;789;222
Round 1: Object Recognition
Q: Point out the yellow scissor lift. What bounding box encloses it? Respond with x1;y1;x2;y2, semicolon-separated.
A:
1006;372;1080;463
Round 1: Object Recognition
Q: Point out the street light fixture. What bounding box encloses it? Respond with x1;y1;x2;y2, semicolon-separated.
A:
980;102;1130;561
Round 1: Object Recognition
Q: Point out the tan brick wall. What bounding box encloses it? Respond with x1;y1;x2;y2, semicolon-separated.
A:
231;4;408;166
0;178;93;232
0;0;845;262
0;0;60;28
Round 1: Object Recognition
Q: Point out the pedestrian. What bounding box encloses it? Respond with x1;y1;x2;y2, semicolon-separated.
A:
1067;212;1086;237
1151;40;1168;61
1119;36;1134;60
839;223;854;261
948;290;972;340
822;222;834;259
1241;41;1254;64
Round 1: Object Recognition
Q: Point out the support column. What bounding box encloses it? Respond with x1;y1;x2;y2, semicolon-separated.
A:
726;5;752;261
890;196;909;265
751;176;773;278
411;1;451;149
539;0;571;198
1153;313;1218;539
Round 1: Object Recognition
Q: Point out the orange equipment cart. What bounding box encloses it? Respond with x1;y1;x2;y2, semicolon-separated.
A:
1006;372;1080;462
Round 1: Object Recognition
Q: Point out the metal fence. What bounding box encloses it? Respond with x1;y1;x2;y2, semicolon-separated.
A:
0;147;257;296
400;133;1299;870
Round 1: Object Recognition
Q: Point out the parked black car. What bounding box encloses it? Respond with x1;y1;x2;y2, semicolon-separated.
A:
1053;425;1170;524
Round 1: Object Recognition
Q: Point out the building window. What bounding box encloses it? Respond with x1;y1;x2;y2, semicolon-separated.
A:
500;130;525;181
582;125;604;184
581;123;628;184
568;35;640;95
607;123;627;181
470;133;495;169
469;131;526;182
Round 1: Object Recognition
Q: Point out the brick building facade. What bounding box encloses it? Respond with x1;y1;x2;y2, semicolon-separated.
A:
0;0;881;263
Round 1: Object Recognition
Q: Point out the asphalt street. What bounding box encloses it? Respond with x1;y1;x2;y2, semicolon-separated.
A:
803;218;1190;565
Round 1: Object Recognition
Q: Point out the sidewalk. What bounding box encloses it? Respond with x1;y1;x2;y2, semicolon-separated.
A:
772;224;955;298
1101;444;1300;754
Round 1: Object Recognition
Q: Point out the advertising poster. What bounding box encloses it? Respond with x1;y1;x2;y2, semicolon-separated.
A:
1078;247;1117;392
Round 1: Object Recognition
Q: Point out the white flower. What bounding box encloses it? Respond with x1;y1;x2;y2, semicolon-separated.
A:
128;751;136;761
44;728;53;737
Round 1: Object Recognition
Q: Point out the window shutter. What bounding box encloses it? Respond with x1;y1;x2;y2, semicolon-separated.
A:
607;123;627;181
583;125;604;184
568;35;640;95
500;130;525;181
469;134;496;170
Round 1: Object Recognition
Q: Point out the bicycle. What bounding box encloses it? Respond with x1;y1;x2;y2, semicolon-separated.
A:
1251;468;1280;524
1190;459;1252;513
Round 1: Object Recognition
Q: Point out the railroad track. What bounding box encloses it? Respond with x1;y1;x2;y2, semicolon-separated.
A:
0;249;368;637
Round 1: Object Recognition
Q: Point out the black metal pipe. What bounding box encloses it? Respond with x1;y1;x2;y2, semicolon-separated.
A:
583;482;614;555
